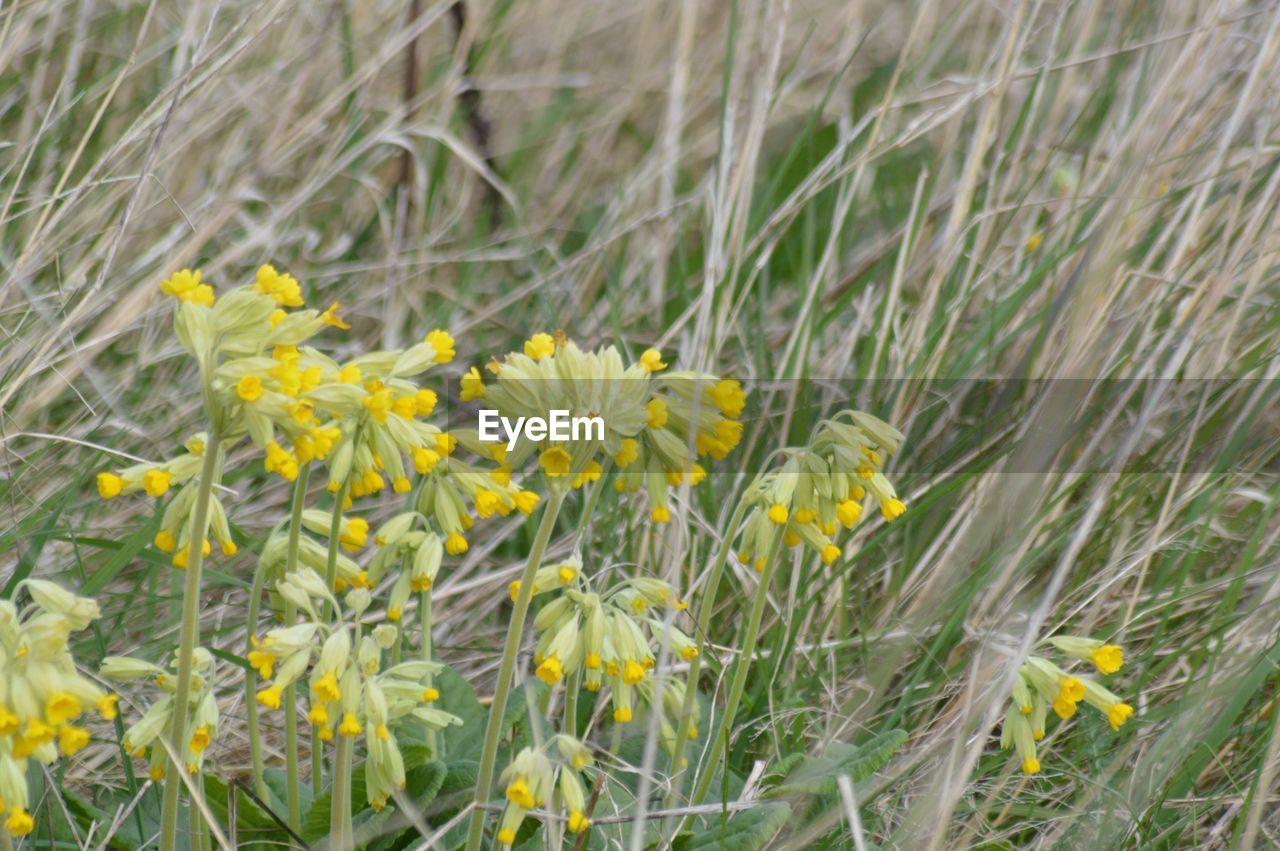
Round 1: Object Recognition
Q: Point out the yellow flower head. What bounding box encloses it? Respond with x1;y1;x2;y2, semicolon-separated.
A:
524;333;556;361
424;329;456;363
639;348;667;372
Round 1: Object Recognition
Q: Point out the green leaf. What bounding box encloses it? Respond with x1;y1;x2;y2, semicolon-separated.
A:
767;730;906;798
684;802;791;851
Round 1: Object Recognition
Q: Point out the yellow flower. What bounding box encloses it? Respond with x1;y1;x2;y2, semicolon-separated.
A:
320;301;350;329
189;725;212;754
255;264;304;307
524;333;556;361
445;532;468;555
1092;645;1124;675
645;397;668;429
767;503;789;525
539;447;573;478
338;711;362;737
59;724;91;756
1107;703;1134;730
4;808;35;837
413;447;441;474
881;498;906;521
639;348;666;372
614;438;639;467
651;506;671;523
515;491;540;515
506;777;536;809
424;329;456;363
248;650;275;679
836;500;862;527
536;656;563;684
142;469;172;497
45;692;81;725
160;268;215;306
568;811;590;832
256;684;283;710
308;703;329;726
498;828;516;845
710;379;746;417
421;687;440;702
237;375;264;401
460;366;485;401
97;693;120;720
338;364;362;383
97;472;124;499
1022;757;1040;775
821;544;842;565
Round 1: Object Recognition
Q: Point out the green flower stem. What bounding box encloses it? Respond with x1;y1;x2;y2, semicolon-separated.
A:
281;463;312;832
420;586;439;756
322;473;352;620
563;669;582;736
330;733;352;850
463;487;567;851
666;497;748;800
687;530;785;811
158;431;223;851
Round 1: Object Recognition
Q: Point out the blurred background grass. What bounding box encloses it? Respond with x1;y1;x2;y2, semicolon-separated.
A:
3;0;1280;847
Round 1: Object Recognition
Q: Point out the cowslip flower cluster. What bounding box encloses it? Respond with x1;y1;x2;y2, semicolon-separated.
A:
458;335;746;520
250;573;460;810
496;736;594;845
103;648;219;780
736;412;906;571
525;559;698;732
1001;635;1133;774
0;581;117;837
415;436;539;555
97;265;356;567
365;514;443;620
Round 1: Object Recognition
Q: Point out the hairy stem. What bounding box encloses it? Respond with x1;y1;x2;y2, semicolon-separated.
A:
158;431;222;851
464;488;566;851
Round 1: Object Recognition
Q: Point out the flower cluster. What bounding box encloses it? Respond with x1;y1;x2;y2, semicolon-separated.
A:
497;736;594;845
525;559;698;739
0;581;117;837
250;573;460;810
737;412;906;571
458;335;746;520
1001;635;1133;774
103;648;219;780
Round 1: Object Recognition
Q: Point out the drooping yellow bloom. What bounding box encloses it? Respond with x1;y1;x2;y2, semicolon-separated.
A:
97;472;124;499
539;447;573;478
424;329;456;363
142;469;172;497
